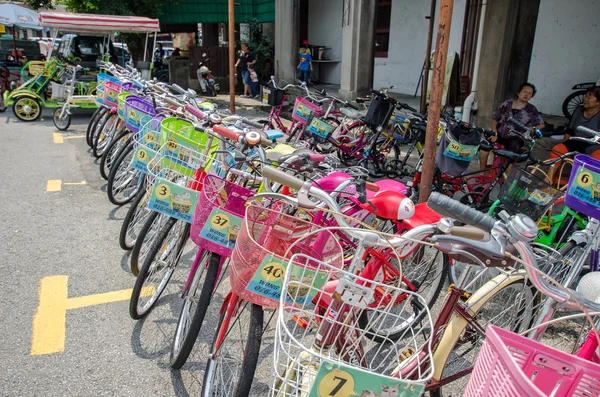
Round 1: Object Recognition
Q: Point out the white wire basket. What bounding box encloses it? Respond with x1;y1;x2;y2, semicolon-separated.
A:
50;82;69;100
271;253;434;397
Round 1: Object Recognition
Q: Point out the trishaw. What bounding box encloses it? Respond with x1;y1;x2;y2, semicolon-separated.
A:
3;12;159;124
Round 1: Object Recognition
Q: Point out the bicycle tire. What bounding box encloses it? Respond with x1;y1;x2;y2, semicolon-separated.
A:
429;274;540;396
88;108;109;148
106;140;141;206
119;188;151;251
129;218;189;319
129;211;162;276
86;107;104;147
93;113;118;158
170;250;221;369
201;300;264;397
100;129;130;180
358;246;448;342
562;90;586;120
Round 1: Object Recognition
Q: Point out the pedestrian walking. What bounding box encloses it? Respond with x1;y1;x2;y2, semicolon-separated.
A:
234;43;256;98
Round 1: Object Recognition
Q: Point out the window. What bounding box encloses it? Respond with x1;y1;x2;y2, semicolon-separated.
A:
375;0;391;58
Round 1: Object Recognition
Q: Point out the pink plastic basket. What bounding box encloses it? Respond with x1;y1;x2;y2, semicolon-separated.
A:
291;96;322;125
190;175;255;258
464;325;600;397
104;81;122;108
229;205;343;309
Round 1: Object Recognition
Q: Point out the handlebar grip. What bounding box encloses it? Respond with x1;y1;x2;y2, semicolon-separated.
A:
241;118;264;129
126;64;134;72
576;126;600;137
150;84;168;94
185;104;206;120
428;192;496;233
171;84;186;95
131;79;144;89
365;181;380;192
348;102;359;111
308;153;327;163
508;117;528;131
261;166;306;191
213;125;241;141
114;64;126;71
163;96;182;108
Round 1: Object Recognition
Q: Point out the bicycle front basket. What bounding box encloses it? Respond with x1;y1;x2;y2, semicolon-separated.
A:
363;95;394;129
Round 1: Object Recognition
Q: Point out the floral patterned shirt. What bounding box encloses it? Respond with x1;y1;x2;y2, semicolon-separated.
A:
492;100;544;138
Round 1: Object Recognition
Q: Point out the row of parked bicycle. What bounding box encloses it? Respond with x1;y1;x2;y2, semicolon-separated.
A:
82;60;600;397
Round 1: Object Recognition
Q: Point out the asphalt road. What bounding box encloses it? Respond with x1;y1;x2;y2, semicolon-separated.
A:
0;107;275;397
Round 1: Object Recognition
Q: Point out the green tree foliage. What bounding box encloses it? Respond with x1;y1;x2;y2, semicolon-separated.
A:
245;17;273;81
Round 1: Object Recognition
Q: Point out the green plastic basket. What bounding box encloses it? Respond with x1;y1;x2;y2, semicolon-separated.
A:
159;117;219;176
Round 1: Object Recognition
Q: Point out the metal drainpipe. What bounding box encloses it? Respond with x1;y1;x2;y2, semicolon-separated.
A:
462;0;487;123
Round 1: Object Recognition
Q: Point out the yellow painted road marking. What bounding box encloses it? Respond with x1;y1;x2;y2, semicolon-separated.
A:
46;180;62;192
31;276;155;355
46;180;87;192
53;132;64;144
53;133;85;144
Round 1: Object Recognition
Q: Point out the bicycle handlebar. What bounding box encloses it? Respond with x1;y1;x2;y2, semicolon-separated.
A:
170;84;187;95
576;126;600;137
185;104;206;120
213;125;242;141
162;96;183;108
428;192;497;233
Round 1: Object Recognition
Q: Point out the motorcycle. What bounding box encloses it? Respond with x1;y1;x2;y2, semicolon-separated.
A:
196;53;219;97
562;77;600;119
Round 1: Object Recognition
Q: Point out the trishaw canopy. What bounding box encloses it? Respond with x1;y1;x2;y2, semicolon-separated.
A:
39;12;160;33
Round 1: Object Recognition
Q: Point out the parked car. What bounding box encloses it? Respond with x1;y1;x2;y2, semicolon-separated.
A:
56;34;116;70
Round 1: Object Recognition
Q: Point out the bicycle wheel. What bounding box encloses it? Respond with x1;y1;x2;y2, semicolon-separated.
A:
129;218;189;319
429;274;540;396
93;113;119;158
358;245;448;342
100;129;130;180
129;211;165;276
336;123;370;165
562;90;586;119
106;141;141;206
119;188;152;251
201;299;263;397
170;250;222;369
87;108;108;147
359;138;401;178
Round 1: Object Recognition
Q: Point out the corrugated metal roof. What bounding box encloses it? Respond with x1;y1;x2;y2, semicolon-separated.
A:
159;0;275;25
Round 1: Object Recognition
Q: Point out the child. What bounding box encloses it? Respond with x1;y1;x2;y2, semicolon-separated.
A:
248;64;260;99
297;46;312;84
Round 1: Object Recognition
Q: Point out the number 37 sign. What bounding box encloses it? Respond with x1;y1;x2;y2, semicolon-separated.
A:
308;362;422;397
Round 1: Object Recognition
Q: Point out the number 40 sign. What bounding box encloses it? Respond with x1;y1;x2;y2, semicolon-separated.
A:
308;362;422;397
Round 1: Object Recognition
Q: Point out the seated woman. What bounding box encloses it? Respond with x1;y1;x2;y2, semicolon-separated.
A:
479;82;545;170
551;86;600;158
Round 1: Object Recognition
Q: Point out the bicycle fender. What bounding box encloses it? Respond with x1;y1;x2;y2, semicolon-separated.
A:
431;271;526;380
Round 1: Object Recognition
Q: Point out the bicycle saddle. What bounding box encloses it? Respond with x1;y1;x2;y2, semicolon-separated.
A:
494;149;529;163
358;190;415;221
401;203;442;230
264;129;284;141
340;107;365;120
266;144;296;162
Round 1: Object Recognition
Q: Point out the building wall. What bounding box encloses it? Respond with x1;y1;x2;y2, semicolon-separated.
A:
528;0;600;116
373;0;466;95
307;0;343;84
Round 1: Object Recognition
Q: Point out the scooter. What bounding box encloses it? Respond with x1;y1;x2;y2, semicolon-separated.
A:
196;53;219;97
562;77;600;119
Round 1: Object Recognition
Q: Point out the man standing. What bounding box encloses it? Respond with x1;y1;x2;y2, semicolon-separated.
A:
234;43;256;98
297;45;312;84
152;43;165;78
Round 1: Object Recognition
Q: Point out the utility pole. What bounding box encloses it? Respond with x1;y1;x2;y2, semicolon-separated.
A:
418;0;454;203
420;0;437;113
228;0;236;114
